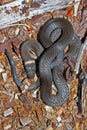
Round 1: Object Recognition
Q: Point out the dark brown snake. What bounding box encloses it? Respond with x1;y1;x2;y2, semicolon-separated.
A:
5;18;81;107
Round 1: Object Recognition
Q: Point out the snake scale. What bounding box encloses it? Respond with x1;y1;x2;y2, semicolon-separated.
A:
5;18;81;107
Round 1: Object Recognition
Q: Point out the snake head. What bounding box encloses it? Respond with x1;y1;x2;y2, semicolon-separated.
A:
25;63;36;79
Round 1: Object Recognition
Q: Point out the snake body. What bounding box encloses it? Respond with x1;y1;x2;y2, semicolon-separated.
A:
20;40;44;79
5;49;23;92
37;18;72;106
5;18;81;107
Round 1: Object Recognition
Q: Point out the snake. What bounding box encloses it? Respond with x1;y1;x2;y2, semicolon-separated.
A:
5;18;81;107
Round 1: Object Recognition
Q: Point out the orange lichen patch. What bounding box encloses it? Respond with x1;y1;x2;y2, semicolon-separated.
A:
28;27;33;31
66;6;74;17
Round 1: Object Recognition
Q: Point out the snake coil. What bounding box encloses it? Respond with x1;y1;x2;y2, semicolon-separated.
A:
5;18;81;107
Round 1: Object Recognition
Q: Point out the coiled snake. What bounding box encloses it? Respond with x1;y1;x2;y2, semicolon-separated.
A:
5;18;81;107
